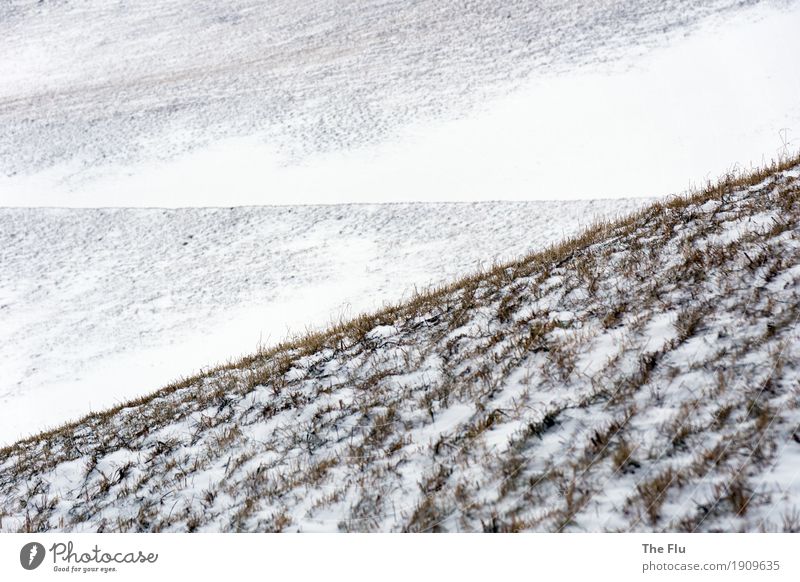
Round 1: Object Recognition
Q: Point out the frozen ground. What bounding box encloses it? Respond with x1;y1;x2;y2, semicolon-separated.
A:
1;162;798;532
1;0;799;205
0;198;651;445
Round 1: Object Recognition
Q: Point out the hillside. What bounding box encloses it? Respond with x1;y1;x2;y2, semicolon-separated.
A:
1;158;800;532
0;198;650;446
2;0;798;205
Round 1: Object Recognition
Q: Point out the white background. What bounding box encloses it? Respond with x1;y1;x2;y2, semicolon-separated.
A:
1;534;798;581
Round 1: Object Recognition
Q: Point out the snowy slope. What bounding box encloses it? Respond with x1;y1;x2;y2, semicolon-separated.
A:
1;0;799;205
1;160;798;533
0;198;650;446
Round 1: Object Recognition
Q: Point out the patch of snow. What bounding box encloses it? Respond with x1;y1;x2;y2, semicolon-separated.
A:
0;1;798;206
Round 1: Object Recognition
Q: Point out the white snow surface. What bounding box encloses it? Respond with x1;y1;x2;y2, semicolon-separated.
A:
0;198;650;445
1;0;799;206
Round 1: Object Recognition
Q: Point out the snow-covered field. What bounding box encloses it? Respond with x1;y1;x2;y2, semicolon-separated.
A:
1;0;799;206
2;162;798;532
0;199;650;446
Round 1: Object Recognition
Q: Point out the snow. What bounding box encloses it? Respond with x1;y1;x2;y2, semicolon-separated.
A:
0;199;650;446
1;0;799;206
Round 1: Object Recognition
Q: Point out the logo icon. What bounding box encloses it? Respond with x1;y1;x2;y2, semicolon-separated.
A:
20;542;46;570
